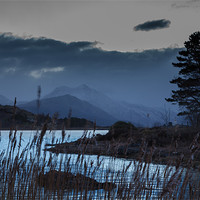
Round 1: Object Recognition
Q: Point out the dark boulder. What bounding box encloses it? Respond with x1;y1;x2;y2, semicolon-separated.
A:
38;170;116;191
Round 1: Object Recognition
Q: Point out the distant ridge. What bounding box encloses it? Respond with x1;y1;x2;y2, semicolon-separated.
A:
43;84;181;127
44;84;101;101
0;104;35;129
44;86;72;99
0;104;99;129
20;94;117;126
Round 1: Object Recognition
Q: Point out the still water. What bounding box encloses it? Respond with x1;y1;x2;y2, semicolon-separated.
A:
0;129;108;151
0;130;197;199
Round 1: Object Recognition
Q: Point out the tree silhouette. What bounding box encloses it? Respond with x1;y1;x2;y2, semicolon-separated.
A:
166;32;200;127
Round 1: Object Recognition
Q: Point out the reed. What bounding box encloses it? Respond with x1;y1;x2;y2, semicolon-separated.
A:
0;119;200;199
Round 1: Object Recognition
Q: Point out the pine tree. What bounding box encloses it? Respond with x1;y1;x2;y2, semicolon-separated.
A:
166;31;200;127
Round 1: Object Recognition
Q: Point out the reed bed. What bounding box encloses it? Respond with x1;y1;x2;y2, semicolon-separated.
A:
1;124;200;199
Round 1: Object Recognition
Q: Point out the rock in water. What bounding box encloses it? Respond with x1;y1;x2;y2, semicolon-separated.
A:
38;170;116;191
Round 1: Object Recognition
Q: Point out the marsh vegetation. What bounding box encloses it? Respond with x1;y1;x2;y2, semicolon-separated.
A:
1;120;200;199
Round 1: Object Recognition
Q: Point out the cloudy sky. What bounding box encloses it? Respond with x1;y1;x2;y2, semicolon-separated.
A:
0;0;199;108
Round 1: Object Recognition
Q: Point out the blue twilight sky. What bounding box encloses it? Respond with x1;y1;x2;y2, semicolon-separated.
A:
0;0;199;108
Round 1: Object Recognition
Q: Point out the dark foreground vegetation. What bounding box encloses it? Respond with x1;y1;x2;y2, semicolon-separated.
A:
1;121;200;199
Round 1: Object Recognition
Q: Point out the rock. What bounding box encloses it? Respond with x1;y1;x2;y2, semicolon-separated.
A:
38;170;116;191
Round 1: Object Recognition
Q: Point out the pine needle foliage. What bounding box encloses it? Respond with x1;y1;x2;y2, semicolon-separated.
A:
166;31;200;127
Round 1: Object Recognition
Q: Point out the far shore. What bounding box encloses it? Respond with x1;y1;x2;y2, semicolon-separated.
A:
45;122;200;170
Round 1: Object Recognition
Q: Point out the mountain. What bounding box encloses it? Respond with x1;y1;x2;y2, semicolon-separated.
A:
44;84;179;127
0;95;13;106
19;94;117;126
44;84;107;104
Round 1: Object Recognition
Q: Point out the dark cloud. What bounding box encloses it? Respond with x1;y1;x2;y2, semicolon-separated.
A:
134;19;171;32
0;33;181;107
0;32;178;75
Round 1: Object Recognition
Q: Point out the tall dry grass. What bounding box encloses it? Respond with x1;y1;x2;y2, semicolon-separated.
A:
0;124;200;199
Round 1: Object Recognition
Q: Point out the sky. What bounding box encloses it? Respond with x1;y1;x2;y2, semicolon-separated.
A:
0;0;199;108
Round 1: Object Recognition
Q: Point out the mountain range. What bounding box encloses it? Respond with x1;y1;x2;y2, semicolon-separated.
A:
20;94;116;126
0;84;182;126
42;84;181;126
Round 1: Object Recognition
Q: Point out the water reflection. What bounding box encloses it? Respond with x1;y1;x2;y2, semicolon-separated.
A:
0;130;199;199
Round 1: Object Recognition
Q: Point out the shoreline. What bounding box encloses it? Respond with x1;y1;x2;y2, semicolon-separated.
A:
45;124;200;171
45;141;200;170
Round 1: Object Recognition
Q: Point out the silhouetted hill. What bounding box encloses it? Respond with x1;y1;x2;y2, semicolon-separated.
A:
0;105;101;129
0;105;35;129
20;94;117;126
